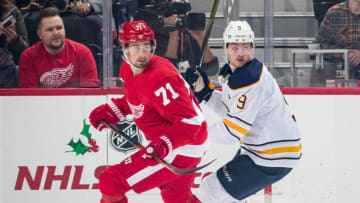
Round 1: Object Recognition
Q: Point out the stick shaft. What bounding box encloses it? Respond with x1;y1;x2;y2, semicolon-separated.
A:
101;121;216;174
199;0;220;67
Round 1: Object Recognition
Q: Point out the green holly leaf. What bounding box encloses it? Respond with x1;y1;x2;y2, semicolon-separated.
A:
66;138;90;156
72;142;91;155
80;119;92;141
67;139;78;149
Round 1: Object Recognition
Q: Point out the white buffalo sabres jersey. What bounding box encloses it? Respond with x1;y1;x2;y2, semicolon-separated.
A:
207;59;302;168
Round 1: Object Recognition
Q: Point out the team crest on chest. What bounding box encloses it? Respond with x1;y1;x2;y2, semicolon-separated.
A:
40;63;74;88
128;102;144;119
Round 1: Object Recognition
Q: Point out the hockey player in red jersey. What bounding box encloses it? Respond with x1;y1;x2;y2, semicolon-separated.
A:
89;21;208;203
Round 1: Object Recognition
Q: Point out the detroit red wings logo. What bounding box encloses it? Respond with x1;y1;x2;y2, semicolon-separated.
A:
127;102;144;119
40;63;74;88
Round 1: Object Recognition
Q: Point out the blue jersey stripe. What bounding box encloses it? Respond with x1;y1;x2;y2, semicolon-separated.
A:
243;138;301;147
223;123;241;141
241;146;302;161
227;113;253;126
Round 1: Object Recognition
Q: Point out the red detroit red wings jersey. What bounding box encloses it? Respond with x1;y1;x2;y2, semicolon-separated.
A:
117;55;208;149
19;39;99;88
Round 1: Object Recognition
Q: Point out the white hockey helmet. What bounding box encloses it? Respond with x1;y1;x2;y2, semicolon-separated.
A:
223;20;255;47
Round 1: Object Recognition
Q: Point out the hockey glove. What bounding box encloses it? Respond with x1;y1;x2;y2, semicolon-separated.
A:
185;66;214;103
144;135;173;166
218;63;232;80
89;98;125;131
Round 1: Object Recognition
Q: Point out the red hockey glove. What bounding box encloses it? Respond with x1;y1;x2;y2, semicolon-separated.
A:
89;101;125;131
144;135;173;166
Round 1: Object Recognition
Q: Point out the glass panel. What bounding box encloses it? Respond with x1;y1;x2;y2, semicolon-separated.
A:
10;0;358;89
291;48;358;87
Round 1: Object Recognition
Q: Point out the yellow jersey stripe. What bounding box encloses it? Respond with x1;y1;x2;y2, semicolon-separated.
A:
223;118;248;135
255;144;302;155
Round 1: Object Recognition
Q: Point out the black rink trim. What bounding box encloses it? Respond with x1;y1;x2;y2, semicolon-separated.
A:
223;122;241;141
227;113;253;126
243;138;301;147
241;146;302;161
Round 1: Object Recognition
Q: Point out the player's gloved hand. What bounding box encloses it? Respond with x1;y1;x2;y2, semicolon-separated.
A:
89;98;125;131
218;63;232;82
185;66;215;103
144;135;173;166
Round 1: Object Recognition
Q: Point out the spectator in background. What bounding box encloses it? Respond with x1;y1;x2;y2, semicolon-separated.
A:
15;0;67;46
312;0;345;26
135;0;219;76
0;0;29;65
67;0;106;17
62;0;106;46
0;48;18;87
316;0;360;81
160;12;219;76
66;0;117;29
19;7;99;88
63;0;118;83
15;0;67;12
113;0;128;33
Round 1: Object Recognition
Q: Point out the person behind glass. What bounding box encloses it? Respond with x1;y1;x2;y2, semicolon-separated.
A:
0;48;18;88
185;20;302;203
19;7;99;88
154;0;219;76
113;0;128;32
316;0;360;81
15;0;67;46
66;0;106;17
17;0;67;12
65;0;117;44
0;0;29;65
88;20;208;203
312;0;344;26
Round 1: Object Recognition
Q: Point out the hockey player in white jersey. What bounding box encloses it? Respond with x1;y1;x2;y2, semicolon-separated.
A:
184;20;302;203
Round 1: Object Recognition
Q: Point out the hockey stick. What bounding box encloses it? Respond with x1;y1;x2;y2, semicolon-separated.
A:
198;0;220;67
102;121;215;175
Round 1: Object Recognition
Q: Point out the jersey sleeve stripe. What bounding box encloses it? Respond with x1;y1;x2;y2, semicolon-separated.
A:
109;100;125;121
168;139;209;159
126;140;209;187
243;138;301;147
227;113;253;126
127;164;164;187
181;100;205;126
241;146;302;161
181;115;204;126
223;123;241;141
253;144;302;155
223;118;249;135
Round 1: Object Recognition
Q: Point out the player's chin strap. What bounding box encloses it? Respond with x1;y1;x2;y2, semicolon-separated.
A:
122;50;155;69
101;121;216;175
